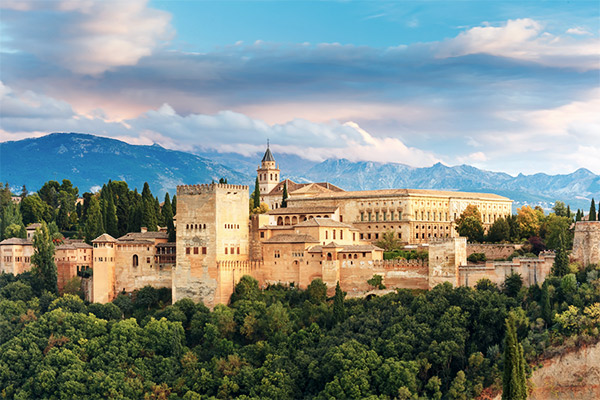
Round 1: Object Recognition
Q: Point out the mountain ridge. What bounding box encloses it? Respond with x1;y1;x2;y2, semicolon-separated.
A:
1;133;599;209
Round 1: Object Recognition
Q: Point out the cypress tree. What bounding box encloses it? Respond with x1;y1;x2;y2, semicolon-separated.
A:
333;281;346;324
576;209;582;221
162;193;175;242
281;181;288;208
540;282;552;326
141;182;152;202
128;203;143;233
154;196;163;226
589;198;597;221
105;195;119;237
552;233;569;277
142;198;157;231
31;221;58;295
84;197;104;243
502;312;527;400
252;176;261;209
171;195;177;216
566;205;571;219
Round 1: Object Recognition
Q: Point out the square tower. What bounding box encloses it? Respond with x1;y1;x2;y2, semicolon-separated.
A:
174;183;250;306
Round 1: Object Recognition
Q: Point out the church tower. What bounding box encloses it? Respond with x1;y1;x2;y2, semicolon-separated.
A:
257;142;280;200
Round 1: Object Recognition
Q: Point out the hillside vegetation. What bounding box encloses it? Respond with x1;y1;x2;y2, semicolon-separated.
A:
1;267;599;399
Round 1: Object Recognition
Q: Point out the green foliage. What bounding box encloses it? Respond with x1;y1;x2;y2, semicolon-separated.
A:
552;233;569;277
0;256;598;399
502;312;527;400
31;221;58;295
333;281;346;324
589;198;597;221
84;196;104;243
367;274;386;290
486;217;510;243
281;181;288;208
162;193;175;242
252;176;260;209
467;253;487;263
502;273;523;298
455;206;484;242
375;230;402;251
384;249;428;260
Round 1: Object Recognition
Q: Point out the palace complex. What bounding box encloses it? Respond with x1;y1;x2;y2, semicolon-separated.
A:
3;146;584;307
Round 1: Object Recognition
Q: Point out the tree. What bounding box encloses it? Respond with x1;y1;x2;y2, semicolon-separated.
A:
367;274;386;290
375;230;402;251
84;196;104;243
447;370;468;400
575;209;582;222
252;177;260;209
552;201;567;217
544;215;571;250
307;278;327;304
540;282;552;326
456;216;484;243
105;195;119;237
281;181;288;208
503;273;523;298
552;233;569;277
218;177;228;184
20;194;47;225
589;198;597;221
31;221;58;295
162;193;175;242
486;217;510;243
517;205;542;238
20;185;28;199
502;312;527;400
455;205;484;242
333;281;346;324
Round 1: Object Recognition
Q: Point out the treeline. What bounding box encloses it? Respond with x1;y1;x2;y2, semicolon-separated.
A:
0;264;599;399
454;199;600;251
0;180;176;243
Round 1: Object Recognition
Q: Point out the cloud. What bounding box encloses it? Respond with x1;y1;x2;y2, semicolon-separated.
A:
566;27;592;36
437;18;600;70
0;83;439;167
1;0;172;74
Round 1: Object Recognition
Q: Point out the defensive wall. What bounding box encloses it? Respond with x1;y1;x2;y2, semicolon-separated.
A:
572;221;600;266
467;243;523;261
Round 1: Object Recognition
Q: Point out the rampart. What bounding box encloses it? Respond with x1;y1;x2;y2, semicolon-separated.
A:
467;243;523;260
572;221;600;266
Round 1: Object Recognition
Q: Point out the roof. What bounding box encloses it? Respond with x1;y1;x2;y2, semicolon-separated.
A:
266;179;344;197
290;188;511;202
118;231;168;241
91;233;117;243
156;242;176;247
262;147;275;162
308;244;383;253
0;238;32;246
266;206;339;215
295;217;355;229
262;233;320;244
26;223;42;230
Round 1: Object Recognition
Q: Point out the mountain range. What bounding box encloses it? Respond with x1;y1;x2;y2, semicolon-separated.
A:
1;133;599;210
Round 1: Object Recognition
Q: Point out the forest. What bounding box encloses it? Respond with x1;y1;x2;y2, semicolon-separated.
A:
1;263;599;399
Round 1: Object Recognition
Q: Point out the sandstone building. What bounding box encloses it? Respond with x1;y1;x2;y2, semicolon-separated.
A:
0;147;566;307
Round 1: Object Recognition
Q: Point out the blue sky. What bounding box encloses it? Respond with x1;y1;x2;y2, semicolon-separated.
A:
1;0;599;175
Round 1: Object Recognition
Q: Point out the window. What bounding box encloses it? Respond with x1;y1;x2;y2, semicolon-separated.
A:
237;247;240;254
186;247;190;255
133;255;139;267
325;231;328;240
333;230;336;240
146;257;151;263
340;230;343;240
194;247;199;255
225;247;228;254
202;247;207;255
353;233;356;241
260;232;265;238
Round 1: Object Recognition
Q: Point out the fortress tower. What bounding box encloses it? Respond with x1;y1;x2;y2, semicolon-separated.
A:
257;143;280;203
173;183;250;307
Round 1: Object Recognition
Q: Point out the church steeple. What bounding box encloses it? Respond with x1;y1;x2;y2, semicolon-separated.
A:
257;140;280;198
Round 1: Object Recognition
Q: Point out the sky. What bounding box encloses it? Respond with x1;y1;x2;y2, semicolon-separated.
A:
1;0;599;175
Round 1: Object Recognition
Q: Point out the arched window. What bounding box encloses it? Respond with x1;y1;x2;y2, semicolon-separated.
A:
132;255;139;267
284;216;290;225
277;216;283;225
327;252;333;261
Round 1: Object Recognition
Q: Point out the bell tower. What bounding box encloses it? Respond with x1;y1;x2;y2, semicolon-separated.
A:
257;141;280;200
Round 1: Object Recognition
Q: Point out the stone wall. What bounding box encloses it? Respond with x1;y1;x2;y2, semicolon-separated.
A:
467;243;523;260
113;244;172;295
428;237;467;288
459;252;554;288
572;221;600;266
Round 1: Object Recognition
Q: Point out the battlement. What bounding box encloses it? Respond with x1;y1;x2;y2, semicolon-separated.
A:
177;183;249;195
371;258;428;268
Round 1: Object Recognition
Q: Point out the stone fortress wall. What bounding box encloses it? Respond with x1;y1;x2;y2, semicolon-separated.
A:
572;221;600;266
